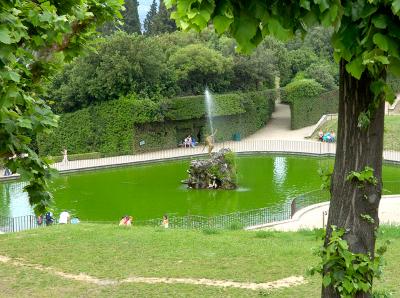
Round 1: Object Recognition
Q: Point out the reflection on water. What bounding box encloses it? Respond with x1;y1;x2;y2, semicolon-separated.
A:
1;181;31;217
273;156;287;186
1;155;399;221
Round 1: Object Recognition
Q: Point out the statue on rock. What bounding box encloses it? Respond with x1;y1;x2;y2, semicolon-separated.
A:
184;148;237;190
203;128;217;156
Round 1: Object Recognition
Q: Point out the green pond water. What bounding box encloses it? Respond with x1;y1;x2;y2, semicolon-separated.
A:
1;154;399;221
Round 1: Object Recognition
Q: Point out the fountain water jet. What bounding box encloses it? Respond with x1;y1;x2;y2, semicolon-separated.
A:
204;87;214;134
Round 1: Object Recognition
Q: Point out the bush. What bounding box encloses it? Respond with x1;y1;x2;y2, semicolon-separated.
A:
163;93;245;121
48;152;102;163
388;76;400;94
168;44;234;95
48;32;178;113
202;227;220;235
304;62;338;90
284;79;338;129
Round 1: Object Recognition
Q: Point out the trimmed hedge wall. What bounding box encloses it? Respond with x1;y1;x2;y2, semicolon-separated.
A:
163;93;245;121
38;90;276;156
388;77;400;94
284;79;338;129
133;90;276;152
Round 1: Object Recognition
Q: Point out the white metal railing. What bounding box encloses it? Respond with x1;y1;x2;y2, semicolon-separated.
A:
48;139;400;173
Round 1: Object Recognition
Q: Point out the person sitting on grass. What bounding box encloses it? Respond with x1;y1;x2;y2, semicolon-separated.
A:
119;215;133;226
59;210;70;224
330;131;336;142
322;132;331;142
162;214;169;228
318;130;324;141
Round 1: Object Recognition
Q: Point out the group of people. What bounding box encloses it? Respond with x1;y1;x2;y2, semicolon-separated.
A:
119;214;169;228
37;210;80;226
183;135;197;148
318;130;336;143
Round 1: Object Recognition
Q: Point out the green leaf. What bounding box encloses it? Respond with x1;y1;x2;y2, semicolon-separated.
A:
267;18;292;41
213;15;233;34
315;0;330;12
323;274;332;287
371;14;389;29
388;56;400;76
343;278;354;293
321;4;338;27
373;33;390;51
392;0;400;14
0;25;11;44
300;0;311;10
164;0;174;9
8;71;20;82
374;55;389;64
345;56;365;79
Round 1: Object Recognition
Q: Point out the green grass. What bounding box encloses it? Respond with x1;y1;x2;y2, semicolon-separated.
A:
311;115;400;151
0;224;399;297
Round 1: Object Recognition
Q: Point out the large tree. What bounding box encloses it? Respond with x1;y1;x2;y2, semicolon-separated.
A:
100;0;141;34
167;0;400;297
152;1;177;34
0;0;122;214
143;0;158;35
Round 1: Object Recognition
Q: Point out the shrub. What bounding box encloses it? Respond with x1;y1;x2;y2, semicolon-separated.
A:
284;79;338;129
48;152;102;163
228;222;244;230
202;227;220;235
304;62;338;90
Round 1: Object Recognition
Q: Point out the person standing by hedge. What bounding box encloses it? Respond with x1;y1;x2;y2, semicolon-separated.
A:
61;148;68;165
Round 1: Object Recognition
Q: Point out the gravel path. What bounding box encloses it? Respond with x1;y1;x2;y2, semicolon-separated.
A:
245;103;316;140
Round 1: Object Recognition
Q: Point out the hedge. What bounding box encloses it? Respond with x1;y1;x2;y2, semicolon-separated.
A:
163;93;245;121
284;79;338;129
388;77;400;94
48;152;102;163
38;90;277;156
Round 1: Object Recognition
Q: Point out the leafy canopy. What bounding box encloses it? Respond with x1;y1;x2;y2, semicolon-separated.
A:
0;0;122;214
167;0;400;102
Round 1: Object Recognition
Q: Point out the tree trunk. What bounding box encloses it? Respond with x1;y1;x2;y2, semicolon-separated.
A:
321;60;385;297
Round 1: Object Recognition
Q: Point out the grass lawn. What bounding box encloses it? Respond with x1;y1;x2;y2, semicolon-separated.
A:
310;115;400;151
0;224;399;297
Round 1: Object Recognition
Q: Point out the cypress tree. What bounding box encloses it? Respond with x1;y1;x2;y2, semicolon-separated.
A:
99;0;141;35
152;1;177;34
143;0;158;35
121;0;141;34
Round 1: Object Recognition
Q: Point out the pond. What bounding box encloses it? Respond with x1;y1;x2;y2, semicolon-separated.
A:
1;154;399;221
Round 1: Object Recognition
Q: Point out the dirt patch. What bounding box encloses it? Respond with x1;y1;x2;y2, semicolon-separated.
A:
121;275;305;290
0;254;305;290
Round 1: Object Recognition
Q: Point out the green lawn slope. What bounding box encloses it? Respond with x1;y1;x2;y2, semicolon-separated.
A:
311;115;400;151
0;224;399;297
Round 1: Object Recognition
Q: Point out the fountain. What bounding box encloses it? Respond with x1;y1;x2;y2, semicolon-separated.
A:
204;87;214;134
182;88;237;190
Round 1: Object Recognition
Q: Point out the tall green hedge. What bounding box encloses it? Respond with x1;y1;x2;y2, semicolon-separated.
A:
388;77;400;94
284;79;338;129
38;90;277;156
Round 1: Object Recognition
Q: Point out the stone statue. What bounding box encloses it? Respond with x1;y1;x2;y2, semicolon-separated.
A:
203;129;217;156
